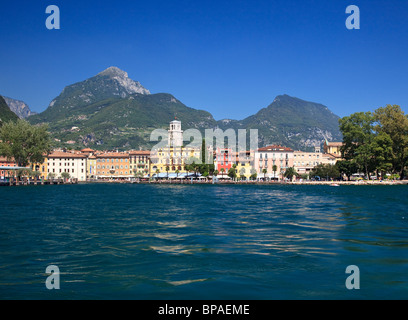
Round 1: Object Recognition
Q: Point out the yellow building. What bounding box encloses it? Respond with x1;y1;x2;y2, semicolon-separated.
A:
31;158;48;179
234;151;255;180
80;148;96;179
323;140;343;160
150;146;201;176
129;150;151;177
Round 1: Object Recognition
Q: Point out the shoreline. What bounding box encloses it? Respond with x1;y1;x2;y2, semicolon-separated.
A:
82;179;408;186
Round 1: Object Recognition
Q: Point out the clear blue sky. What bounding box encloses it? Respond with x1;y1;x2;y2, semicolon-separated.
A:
0;0;407;120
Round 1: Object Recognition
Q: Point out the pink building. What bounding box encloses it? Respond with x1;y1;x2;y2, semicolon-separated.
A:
254;145;294;180
214;148;235;174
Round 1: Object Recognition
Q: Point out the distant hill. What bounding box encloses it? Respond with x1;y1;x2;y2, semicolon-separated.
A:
216;94;342;150
2;96;36;119
28;67;341;151
28;67;217;150
0;95;19;126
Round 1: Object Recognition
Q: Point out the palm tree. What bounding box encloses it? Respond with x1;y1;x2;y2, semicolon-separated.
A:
262;168;267;180
272;165;277;181
175;169;180;178
165;165;170;179
220;168;225;179
284;167;298;181
214;170;219;178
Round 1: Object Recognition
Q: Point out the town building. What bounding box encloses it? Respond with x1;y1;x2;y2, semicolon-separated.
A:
323;140;343;160
129;150;151;177
0;156;18;180
293;147;322;175
168;119;183;147
214;148;234;174
235;150;256;180
95;152;131;180
80;148;96;179
150;119;203;177
46;150;87;181
254;145;294;180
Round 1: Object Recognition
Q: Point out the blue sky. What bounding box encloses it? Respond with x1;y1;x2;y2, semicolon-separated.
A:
0;0;407;120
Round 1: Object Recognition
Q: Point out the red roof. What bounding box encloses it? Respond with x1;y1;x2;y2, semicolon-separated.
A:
47;151;87;159
258;145;293;152
129;150;150;156
96;152;129;158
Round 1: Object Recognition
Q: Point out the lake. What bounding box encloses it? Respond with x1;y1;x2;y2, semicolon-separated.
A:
0;183;407;299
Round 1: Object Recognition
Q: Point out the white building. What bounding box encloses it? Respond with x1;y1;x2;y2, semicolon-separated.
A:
168;119;183;147
47;150;87;181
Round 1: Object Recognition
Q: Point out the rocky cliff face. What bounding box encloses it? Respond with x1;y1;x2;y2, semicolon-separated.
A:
0;95;19;124
2;96;36;118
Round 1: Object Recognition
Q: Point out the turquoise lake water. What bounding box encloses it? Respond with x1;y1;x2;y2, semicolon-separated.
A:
0;183;407;299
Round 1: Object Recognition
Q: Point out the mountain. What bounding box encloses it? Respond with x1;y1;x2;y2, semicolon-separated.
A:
28;67;341;151
29;67;217;149
0;95;19;125
2;96;36;118
216;94;342;150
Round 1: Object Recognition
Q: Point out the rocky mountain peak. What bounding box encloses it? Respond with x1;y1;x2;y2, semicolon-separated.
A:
96;66;150;95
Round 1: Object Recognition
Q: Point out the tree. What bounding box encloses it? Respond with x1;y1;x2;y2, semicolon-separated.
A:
175;169;180;178
374;105;408;180
0;119;52;167
239;168;246;180
310;164;340;180
61;172;70;180
220;168;225;179
335;160;358;181
250;168;257;180
48;172;56;180
228;166;237;179
272;165;277;180
262;168;267;180
214;170;219;177
339;112;376;179
284;167;297;180
165;165;170;179
16;168;33;179
370;132;393;178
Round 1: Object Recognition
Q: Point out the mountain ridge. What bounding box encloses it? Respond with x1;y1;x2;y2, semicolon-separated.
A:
28;67;342;150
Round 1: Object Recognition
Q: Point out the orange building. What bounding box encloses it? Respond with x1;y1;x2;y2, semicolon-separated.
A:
0;156;18;180
95;152;132;179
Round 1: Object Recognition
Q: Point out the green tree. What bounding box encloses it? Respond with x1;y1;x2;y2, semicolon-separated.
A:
339;112;376;179
272;165;277;180
374;105;408;179
262;168;267;180
61;172;70;180
371;131;393;178
284;167;297;180
0;119;52;167
250;168;257;180
228;166;237;179
335;160;358;181
310;164;340;180
165;165;170;179
220;168;225;179
48;172;56;180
